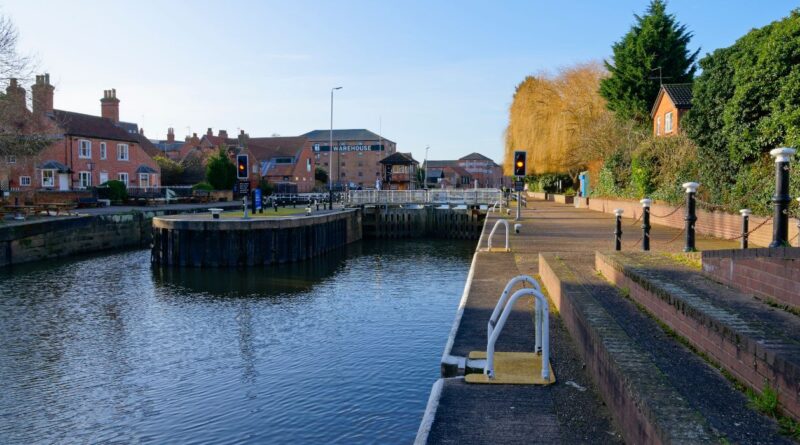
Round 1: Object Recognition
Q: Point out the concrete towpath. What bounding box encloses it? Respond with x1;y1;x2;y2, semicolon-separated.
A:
417;200;745;444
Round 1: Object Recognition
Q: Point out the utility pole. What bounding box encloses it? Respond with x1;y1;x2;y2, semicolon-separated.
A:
329;86;342;209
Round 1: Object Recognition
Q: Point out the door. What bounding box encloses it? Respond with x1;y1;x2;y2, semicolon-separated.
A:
58;173;69;191
99;172;109;185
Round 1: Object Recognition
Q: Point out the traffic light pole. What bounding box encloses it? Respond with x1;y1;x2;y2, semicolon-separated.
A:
516;191;521;221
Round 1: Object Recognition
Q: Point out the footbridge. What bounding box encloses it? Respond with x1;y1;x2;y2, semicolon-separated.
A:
346;189;502;206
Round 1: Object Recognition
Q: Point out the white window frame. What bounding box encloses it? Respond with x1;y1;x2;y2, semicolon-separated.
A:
42;169;55;187
8;155;16;164
665;112;673;133
139;173;150;187
656;116;661;135
78;171;92;189
118;172;129;186
79;139;92;159
19;176;31;186
100;142;107;160
117;144;129;161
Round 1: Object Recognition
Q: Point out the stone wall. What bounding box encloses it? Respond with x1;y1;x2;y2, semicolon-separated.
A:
0;205;238;267
702;247;800;309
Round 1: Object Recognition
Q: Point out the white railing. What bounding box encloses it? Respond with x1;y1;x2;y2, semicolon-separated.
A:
485;275;550;382
485;219;509;251
347;188;502;205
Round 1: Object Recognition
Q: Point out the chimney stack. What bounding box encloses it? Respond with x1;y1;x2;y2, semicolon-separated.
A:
100;88;120;122
167;127;175;143
206;127;213;137
31;74;54;117
5;78;26;112
218;129;228;140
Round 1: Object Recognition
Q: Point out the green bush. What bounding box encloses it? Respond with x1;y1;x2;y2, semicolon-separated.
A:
205;147;237;190
258;178;274;196
192;182;214;191
97;180;127;202
153;155;184;186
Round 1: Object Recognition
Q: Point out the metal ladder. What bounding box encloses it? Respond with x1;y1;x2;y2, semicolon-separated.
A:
485;219;510;251
484;274;550;381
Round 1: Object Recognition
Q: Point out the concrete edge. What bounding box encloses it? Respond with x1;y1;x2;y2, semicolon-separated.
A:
439;243;482;377
414;377;459;445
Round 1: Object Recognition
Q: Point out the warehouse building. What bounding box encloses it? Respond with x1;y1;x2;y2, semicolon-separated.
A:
302;129;396;190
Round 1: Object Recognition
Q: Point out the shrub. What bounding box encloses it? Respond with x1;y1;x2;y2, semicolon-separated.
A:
153;155;184;185
258;178;274;196
192;182;214;191
205;147;237;190
97;180;127;202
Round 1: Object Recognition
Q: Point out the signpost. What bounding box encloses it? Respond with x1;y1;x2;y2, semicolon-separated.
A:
254;187;262;213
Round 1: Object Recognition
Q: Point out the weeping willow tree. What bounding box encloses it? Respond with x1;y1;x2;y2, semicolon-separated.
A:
503;63;611;179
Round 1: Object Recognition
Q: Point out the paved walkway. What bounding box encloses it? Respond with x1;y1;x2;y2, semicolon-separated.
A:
420;200;740;444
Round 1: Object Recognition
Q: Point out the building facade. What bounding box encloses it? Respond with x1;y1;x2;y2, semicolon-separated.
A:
1;75;160;192
423;152;502;188
302;129;396;189
651;83;693;137
379;152;419;190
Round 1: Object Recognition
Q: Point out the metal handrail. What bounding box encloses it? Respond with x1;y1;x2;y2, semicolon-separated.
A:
487;275;542;347
347;189;502;205
485;286;550;381
486;219;509;250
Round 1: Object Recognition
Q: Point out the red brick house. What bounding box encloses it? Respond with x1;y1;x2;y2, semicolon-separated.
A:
1;74;160;191
244;136;315;193
423;152;502;188
651;83;693;137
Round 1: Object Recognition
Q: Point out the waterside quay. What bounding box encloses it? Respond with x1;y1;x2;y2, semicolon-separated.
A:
418;198;797;444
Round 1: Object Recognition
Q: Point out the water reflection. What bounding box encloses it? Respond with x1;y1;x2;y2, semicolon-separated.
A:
0;239;475;444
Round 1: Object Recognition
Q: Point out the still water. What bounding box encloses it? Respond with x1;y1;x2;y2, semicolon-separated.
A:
0;239;475;444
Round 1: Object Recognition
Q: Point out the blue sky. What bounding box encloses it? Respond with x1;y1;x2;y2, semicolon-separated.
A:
3;1;798;163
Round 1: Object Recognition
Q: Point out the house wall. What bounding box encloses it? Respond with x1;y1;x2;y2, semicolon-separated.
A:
652;94;684;136
8;137;160;190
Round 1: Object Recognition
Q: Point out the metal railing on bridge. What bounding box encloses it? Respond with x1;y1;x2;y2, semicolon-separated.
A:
347;189;502;205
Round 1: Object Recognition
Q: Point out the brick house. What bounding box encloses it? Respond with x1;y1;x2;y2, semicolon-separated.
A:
244;136;315;192
651;83;693;137
423;152;502;188
1;74;160;192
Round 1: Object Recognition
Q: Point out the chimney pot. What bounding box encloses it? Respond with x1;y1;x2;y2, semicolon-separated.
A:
100;88;120;122
167;127;175;143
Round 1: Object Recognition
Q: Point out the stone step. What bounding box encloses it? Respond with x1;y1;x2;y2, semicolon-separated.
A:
596;250;800;423
540;252;790;445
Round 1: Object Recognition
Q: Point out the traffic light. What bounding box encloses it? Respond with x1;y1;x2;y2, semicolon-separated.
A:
237;154;249;179
513;151;526;177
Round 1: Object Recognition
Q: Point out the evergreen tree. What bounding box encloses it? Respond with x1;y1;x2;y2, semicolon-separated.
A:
599;0;699;123
205;147;237;190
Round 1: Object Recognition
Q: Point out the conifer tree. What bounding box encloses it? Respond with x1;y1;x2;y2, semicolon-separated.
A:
599;0;699;123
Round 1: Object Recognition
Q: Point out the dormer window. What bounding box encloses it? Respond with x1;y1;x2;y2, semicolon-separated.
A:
79;140;92;159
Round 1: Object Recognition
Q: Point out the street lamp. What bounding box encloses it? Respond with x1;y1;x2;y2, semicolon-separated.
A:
423;145;430;190
329;86;342;208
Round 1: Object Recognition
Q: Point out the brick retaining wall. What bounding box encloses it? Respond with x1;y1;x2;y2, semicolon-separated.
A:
588;197;797;248
702;247;800;309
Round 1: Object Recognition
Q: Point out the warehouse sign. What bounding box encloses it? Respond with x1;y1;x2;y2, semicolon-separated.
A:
313;143;384;152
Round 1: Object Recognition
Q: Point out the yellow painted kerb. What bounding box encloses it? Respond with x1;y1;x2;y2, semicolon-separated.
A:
465;351;556;385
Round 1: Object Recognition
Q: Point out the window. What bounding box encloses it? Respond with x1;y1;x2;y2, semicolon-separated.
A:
358;171;363;177
665;112;673;133
117;144;129;161
19;176;31;186
139;173;150;187
656;116;661;135
306;158;311;172
100;142;107;160
118;172;129;186
79;140;92;159
42;170;55;187
79;171;92;188
8;155;16;164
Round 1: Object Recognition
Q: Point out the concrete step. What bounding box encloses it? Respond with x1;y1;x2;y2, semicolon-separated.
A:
540;252;791;445
596;250;800;424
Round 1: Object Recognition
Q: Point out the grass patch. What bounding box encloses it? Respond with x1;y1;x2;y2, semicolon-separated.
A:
661;252;702;270
754;296;800;318
222;208;308;218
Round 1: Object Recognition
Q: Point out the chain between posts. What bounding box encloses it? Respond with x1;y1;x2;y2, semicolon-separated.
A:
722;215;774;241
649;202;686;218
651;227;687;245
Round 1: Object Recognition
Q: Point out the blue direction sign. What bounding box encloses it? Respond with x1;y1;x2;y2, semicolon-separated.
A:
254;188;262;210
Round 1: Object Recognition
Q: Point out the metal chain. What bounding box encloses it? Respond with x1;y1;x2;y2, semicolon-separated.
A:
629;211;643;226
721;215;773;241
649;201;686;219
652;227;686;245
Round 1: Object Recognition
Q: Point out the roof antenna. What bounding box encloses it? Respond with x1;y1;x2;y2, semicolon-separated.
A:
649;67;672;86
